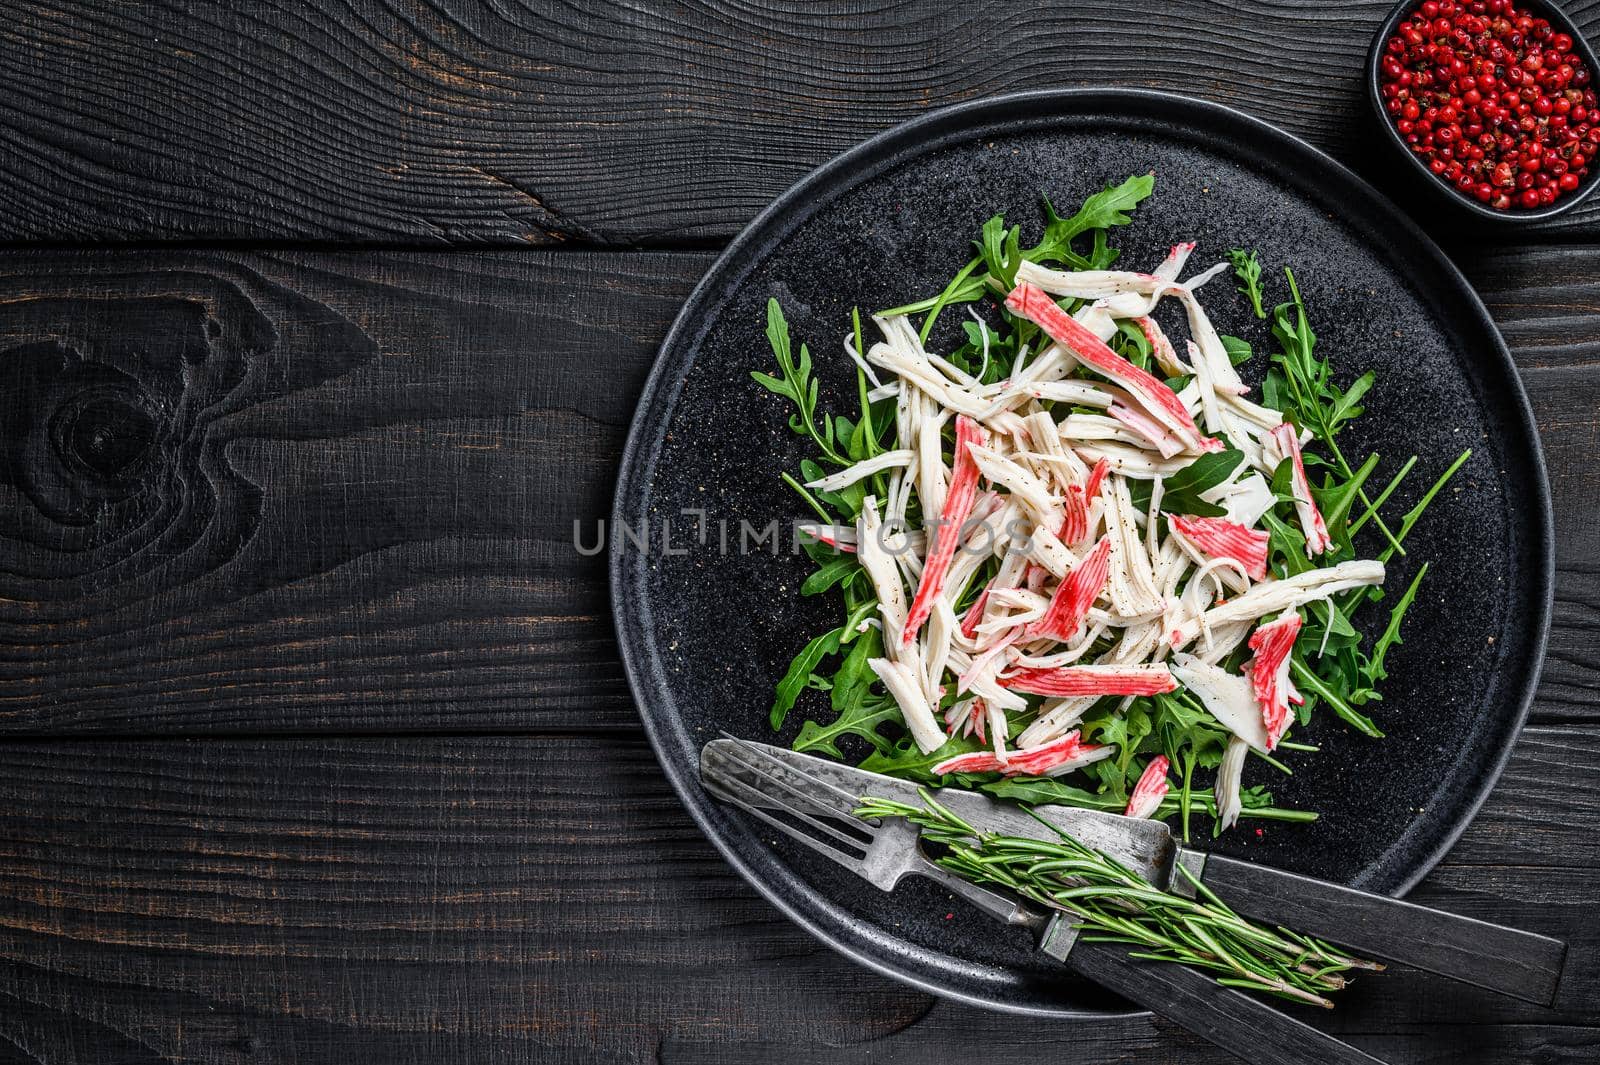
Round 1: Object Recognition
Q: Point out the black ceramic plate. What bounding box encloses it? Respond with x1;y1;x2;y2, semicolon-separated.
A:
610;89;1552;1017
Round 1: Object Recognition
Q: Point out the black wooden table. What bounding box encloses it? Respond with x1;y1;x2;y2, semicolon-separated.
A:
0;3;1595;1063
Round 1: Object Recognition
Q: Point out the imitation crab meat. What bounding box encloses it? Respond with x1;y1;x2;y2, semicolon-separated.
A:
1124;755;1171;819
1246;613;1304;750
931;729;1109;777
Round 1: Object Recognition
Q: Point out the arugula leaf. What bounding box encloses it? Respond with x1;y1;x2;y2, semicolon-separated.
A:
1351;455;1416;535
1030;173;1156;265
976;215;1023;290
1228;249;1267;318
1152;691;1230;769
859;735;982;783
801;556;859;597
1267;269;1403;554
917;255;987;344
884;176;1153;319
1364;563;1430;684
1116;319;1154;370
1328;370;1374;429
984;776;1125;810
751;299;847;465
1312;450;1381;551
792;629;897;757
794;701;900;759
1157;448;1244;517
1380;449;1472;562
1261;366;1287;413
948;318;1017;384
1292;656;1384;738
1261;511;1310;577
1086;228;1120;270
832;626;880;709
770;627;843;730
1081;700;1154;797
1219;334;1253;366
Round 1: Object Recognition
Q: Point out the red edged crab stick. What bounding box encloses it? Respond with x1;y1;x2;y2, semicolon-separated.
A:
1005;281;1221;455
1266;423;1332;556
1000;663;1177;698
904;414;987;644
1057;456;1111;545
1124;754;1171;818
931;729;1108;778
1246;613;1304;750
1169;515;1270;582
1023;535;1113;643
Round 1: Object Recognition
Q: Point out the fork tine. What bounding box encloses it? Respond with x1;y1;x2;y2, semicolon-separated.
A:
704;774;871;875
703;754;874;853
713;737;866;818
704;744;862;824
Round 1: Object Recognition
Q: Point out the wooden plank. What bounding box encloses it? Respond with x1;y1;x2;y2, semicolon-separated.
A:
0;246;1595;735
0;249;704;734
3;0;1599;245
1471;246;1600;723
0;728;1592;1064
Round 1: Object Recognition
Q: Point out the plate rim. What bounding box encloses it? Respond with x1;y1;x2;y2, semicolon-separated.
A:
608;86;1554;1018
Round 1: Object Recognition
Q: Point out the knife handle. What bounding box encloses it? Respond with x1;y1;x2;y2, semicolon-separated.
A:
1053;929;1388;1065
1196;853;1566;1006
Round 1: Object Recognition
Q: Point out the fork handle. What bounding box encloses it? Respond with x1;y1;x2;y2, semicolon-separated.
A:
1050;923;1388;1065
1197;854;1566;1006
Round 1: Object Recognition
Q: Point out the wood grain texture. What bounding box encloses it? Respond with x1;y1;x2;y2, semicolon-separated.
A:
0;249;703;734
1470;245;1600;722
0;246;1596;735
3;0;1600;246
0;729;1592;1065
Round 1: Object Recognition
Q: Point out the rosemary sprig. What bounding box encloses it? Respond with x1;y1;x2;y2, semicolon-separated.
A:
856;791;1380;1008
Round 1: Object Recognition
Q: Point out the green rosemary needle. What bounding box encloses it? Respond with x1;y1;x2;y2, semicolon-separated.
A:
855;791;1380;1008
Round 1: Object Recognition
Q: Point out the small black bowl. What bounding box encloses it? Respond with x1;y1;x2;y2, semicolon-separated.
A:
1366;0;1600;223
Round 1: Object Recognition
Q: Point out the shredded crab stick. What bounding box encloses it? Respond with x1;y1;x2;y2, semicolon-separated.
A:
868;656;946;754
1045;458;1105;550
1125;755;1171;819
931;729;1109;778
1107;401;1186;459
797;523;858;553
803;450;913;492
1005;281;1221;455
1000;663;1177;698
1169;515;1270;582
1215;737;1250;830
1246;613;1304;750
1266;423;1332;555
756;225;1414;834
1084;457;1110;504
958;579;995;640
903;415;987;644
1167;560;1385;648
1023;535;1113;643
1170;653;1271;751
1058;485;1089;546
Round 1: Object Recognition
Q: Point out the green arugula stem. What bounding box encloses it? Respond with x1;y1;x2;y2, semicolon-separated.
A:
918;255;985;343
1292;658;1384;738
782;472;836;524
1351;455;1417;534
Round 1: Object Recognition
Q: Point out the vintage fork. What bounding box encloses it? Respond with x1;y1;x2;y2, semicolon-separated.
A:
701;738;1389;1065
